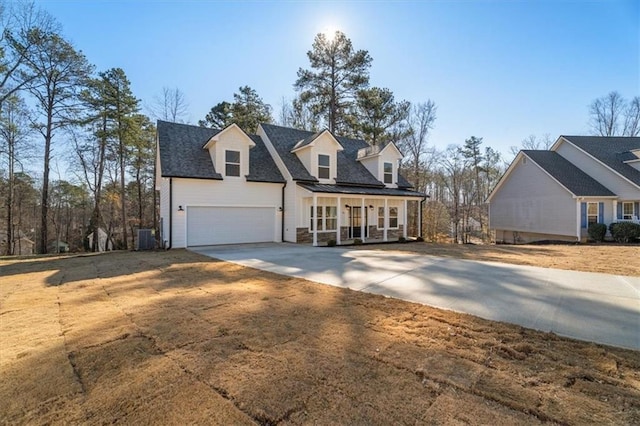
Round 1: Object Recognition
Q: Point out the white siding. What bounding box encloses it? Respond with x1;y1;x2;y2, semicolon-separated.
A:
283;183;297;242
169;178;282;248
490;157;577;237
556;141;640;199
159;178;170;247
378;147;401;188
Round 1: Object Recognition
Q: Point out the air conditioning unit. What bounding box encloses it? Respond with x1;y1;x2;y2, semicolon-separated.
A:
136;229;156;250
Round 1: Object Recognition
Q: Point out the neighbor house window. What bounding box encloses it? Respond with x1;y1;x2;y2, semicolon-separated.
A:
383;162;393;184
587;202;598;225
378;207;385;229
623;202;634;220
310;205;337;231
225;150;240;177
318;154;330;179
389;207;398;228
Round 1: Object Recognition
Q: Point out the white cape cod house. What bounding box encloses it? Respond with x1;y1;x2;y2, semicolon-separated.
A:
156;121;426;248
488;136;640;243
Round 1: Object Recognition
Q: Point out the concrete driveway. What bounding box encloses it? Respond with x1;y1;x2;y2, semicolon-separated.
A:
190;243;640;350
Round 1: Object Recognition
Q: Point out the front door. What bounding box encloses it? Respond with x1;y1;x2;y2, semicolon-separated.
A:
350;207;368;239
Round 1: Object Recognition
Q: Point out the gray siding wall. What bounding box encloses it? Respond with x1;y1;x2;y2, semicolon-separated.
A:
490;157;577;237
556;142;640;199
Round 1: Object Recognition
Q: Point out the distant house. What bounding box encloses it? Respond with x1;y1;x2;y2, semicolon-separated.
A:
488;136;640;243
0;231;35;255
156;121;426;248
87;228;113;252
49;240;70;253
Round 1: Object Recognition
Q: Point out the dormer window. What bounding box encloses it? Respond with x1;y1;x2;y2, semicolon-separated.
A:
383;162;393;184
318;154;330;179
225;150;240;177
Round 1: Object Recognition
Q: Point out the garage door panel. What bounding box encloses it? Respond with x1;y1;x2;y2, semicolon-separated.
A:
187;206;275;246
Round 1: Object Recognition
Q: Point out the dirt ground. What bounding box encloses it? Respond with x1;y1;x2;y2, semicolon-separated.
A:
357;242;640;277
1;250;639;425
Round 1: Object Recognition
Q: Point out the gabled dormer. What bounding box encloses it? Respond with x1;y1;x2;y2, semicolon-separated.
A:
290;129;344;183
356;142;403;188
203;123;256;179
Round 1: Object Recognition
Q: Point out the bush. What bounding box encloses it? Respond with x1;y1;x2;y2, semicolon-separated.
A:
327;239;336;247
587;223;607;242
416;236;424;242
398;236;407;243
609;222;640;243
353;238;363;245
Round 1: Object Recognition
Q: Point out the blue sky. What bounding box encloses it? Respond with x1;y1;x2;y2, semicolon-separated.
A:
36;0;639;158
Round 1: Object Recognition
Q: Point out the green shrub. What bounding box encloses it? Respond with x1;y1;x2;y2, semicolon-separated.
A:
398;236;407;243
416;236;424;242
609;222;640;243
587;223;607;242
353;238;363;245
327;239;337;247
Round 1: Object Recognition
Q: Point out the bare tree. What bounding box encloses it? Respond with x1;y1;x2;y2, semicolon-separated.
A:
148;86;189;123
589;91;640;136
623;96;640;137
0;1;57;108
509;133;554;157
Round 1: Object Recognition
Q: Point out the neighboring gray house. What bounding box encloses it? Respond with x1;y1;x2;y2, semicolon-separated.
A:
488;136;640;243
156;121;426;248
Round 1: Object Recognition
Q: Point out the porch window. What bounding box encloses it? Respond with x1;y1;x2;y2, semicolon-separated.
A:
310;205;336;231
225;150;240;177
383;162;393;184
587;202;598;225
623;202;634;220
318;154;330;179
389;207;398;228
377;207;385;229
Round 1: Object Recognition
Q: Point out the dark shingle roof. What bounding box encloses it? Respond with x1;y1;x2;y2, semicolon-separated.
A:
561;136;640;187
523;150;615;196
260;123;414;188
158;120;222;179
298;183;426;197
157;121;284;183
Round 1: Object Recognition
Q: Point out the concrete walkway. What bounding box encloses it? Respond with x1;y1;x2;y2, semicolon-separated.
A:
191;243;640;350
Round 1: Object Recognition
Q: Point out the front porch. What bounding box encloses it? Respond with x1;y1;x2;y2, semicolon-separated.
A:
297;194;422;246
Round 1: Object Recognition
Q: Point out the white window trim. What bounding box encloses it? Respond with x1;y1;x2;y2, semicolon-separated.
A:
388;207;399;229
383;162;393;184
309;204;337;232
377;206;385;230
318;154;330;180
622;202;634;220
587;202;599;224
225;150;241;177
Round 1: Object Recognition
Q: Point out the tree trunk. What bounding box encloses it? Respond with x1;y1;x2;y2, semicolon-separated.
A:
40;110;53;254
5;136;14;255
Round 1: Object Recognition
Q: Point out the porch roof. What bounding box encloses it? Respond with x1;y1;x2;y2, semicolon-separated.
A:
298;183;427;198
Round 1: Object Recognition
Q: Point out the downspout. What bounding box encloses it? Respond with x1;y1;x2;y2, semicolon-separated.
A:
167;178;173;249
281;182;286;242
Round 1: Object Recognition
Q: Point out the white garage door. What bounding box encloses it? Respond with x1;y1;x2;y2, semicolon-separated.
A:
186;206;276;246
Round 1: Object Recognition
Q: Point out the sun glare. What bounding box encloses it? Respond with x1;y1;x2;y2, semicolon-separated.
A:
322;26;339;42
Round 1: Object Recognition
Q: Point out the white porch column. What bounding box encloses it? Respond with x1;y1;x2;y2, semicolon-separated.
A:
612;199;617;223
312;193;318;247
337;196;342;245
360;197;365;241
403;199;408;239
383;198;388;242
418;199;422;238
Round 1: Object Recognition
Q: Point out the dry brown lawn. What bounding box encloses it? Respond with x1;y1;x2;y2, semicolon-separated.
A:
357;242;640;277
1;250;639;425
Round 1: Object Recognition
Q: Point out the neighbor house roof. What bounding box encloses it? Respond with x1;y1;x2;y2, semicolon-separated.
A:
523;150;616;197
260;123;414;189
157;121;285;183
559;136;640;188
298;183;426;198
